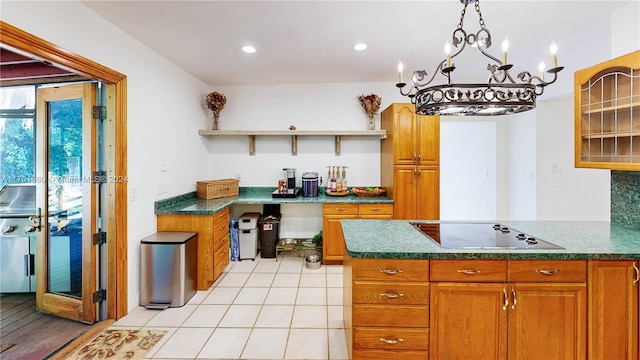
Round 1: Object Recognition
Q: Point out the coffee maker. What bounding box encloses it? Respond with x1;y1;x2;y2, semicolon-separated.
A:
272;168;300;198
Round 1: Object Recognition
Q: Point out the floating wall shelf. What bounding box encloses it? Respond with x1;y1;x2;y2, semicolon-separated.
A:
198;130;387;156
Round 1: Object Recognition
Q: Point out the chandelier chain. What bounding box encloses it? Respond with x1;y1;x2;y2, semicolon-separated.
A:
475;1;486;29
457;3;468;30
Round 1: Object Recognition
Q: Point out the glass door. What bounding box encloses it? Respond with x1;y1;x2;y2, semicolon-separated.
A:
35;82;99;323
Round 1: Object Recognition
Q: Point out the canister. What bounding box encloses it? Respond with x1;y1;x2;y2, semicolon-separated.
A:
301;172;320;197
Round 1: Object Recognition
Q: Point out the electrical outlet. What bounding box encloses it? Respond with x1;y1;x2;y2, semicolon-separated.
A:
160;161;167;172
551;163;558;174
235;173;242;180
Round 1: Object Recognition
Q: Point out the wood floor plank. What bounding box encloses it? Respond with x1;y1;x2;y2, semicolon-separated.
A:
0;294;93;359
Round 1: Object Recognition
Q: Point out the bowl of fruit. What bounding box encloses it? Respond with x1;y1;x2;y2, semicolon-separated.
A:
351;187;386;197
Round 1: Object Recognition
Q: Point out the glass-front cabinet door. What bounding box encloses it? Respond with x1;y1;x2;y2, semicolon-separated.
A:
575;50;640;170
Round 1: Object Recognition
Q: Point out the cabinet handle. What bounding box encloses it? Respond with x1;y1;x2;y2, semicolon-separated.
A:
633;262;639;286
511;287;517;310
535;269;560;275
417;168;421;176
335;208;348;211
379;337;404;345
417;152;421;162
413;152;417;161
502;287;509;311
379;268;404;275
456;268;481;275
379;292;404;298
369;208;382;211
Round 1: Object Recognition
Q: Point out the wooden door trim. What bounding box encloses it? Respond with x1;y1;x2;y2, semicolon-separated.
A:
1;20;128;319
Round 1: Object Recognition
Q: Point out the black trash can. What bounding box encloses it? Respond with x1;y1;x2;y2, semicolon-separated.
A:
258;214;281;258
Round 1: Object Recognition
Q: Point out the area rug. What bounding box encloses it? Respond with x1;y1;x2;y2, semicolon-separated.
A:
1;343;16;353
66;329;166;360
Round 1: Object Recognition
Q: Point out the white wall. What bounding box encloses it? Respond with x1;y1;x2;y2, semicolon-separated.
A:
204;82;406;186
535;97;610;220
440;119;498;220
2;1;211;311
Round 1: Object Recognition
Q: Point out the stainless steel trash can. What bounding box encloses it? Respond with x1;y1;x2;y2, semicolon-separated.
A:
140;232;197;309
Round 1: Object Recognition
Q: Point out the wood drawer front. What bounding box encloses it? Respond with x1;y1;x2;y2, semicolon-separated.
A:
213;231;229;252
213;252;229;280
358;204;393;216
353;305;429;328
508;260;587;282
353;258;429;282
352;349;428;360
213;219;229;238
430;259;507;282
323;204;359;215
214;243;229;264
213;207;229;226
354;327;429;351
353;281;429;305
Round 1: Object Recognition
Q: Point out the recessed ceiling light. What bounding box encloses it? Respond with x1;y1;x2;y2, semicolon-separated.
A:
242;46;256;54
353;43;368;51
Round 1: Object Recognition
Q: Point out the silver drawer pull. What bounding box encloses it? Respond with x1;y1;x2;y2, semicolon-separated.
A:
456;269;481;275
379;292;404;298
369;208;382;211
335;208;348;211
535;269;560;275
632;262;639;286
379;268;404;275
379;337;404;344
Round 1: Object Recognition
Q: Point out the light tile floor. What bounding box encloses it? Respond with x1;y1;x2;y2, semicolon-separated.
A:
109;253;348;360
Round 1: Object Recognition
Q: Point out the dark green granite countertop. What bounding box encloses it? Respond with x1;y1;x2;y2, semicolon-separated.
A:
342;220;640;260
155;187;393;215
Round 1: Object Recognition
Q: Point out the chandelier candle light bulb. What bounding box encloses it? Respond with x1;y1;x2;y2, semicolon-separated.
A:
549;41;558;68
538;61;546;80
445;42;452;67
397;61;404;83
501;37;509;65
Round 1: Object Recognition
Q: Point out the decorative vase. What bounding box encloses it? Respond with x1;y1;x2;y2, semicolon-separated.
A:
212;113;220;130
367;115;375;130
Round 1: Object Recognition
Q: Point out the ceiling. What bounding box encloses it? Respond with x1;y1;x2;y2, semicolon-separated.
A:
0;48;84;86
60;1;640;94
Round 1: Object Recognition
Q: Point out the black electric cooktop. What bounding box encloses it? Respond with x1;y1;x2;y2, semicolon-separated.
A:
410;222;564;250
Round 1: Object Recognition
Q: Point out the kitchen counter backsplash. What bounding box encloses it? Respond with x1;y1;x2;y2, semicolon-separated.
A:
611;171;640;231
155;187;393;215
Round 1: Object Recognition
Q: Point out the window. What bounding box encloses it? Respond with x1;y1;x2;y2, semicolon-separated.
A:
0;85;36;188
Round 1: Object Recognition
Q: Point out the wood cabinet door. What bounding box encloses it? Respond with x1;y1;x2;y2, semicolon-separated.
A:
415;166;439;220
430;282;508;360
322;214;357;263
393;104;420;165
588;260;639;360
393;166;417;219
508;283;587;360
417;115;440;165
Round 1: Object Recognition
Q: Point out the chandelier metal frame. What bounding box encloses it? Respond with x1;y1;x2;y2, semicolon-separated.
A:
396;0;564;116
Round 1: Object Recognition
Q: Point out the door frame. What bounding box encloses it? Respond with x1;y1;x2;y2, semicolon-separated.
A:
0;20;128;319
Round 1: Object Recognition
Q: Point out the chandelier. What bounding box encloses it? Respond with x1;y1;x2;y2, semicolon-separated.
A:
396;0;563;116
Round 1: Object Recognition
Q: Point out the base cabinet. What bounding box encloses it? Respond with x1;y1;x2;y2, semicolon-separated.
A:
157;207;230;290
322;204;392;264
430;260;587;360
344;256;429;360
588;260;639;360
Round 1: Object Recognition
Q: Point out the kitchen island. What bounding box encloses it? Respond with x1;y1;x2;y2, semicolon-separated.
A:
341;220;640;360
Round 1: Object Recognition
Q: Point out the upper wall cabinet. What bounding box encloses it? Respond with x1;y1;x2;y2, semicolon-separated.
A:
574;50;640;171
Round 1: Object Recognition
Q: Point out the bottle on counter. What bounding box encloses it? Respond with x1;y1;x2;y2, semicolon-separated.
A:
330;166;337;192
341;166;348;192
